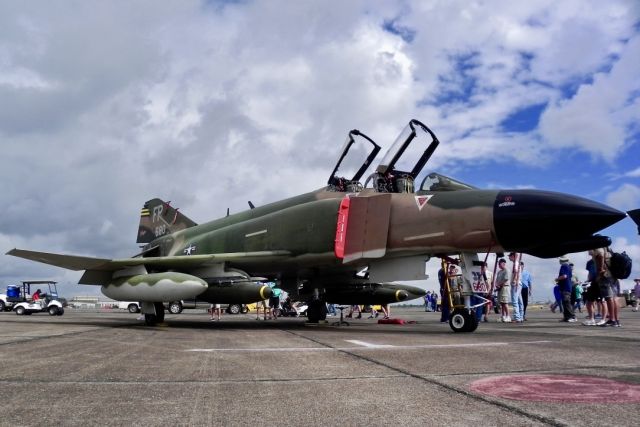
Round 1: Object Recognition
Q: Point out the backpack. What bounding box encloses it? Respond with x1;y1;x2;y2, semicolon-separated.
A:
608;249;632;280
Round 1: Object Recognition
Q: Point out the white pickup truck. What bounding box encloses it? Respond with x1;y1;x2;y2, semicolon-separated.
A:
117;301;141;313
0;292;16;312
115;300;247;315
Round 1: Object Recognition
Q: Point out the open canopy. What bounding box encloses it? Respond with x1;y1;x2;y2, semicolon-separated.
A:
327;129;380;192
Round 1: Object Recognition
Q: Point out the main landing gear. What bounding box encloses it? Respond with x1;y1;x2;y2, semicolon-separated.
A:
306;298;327;323
442;252;489;333
449;308;479;333
144;302;165;326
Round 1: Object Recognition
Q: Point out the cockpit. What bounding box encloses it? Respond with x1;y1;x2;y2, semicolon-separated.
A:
326;119;476;194
326;129;380;193
363;119;439;194
417;172;477;192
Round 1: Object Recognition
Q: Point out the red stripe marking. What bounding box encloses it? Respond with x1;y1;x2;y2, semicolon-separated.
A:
334;197;350;259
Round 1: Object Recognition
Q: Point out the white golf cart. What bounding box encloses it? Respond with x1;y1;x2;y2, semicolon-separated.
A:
12;281;65;316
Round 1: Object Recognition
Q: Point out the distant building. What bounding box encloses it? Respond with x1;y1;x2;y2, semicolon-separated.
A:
69;295;99;309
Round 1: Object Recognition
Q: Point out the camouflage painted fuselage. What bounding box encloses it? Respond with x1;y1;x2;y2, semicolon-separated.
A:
142;187;498;284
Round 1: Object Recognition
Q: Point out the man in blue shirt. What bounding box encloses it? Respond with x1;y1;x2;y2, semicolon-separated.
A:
556;257;576;322
519;262;532;320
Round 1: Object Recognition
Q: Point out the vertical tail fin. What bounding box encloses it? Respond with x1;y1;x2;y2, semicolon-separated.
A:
628;209;640;235
137;199;197;244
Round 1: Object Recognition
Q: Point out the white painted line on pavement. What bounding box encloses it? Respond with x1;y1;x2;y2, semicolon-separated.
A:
185;340;552;352
345;340;395;348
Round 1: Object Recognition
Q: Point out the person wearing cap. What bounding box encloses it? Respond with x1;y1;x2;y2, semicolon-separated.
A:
495;258;511;322
556;257;576;322
633;278;640;312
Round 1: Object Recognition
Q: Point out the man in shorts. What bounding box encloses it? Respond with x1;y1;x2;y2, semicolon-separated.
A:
257;298;270;320
209;303;222;321
495;258;511;322
592;247;619;327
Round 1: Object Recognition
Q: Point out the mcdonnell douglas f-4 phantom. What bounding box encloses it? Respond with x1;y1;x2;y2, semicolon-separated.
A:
7;120;629;332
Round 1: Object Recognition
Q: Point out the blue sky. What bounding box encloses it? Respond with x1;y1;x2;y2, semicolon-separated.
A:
0;0;639;300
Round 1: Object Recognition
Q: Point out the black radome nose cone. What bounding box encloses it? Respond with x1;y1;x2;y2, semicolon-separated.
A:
494;190;626;257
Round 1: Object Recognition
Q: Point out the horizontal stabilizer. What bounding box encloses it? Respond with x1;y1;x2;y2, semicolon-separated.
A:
7;248;292;272
6;248;111;271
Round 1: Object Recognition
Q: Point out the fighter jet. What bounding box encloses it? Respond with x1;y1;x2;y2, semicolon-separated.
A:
7;120;627;331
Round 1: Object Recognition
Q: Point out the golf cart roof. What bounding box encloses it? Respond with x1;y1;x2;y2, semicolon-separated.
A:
21;280;57;285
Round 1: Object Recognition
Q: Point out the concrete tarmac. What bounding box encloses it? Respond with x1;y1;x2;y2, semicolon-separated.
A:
0;306;638;426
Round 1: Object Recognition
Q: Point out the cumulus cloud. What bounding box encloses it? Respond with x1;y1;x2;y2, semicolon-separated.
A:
606;184;640;211
538;34;640;161
625;167;640;178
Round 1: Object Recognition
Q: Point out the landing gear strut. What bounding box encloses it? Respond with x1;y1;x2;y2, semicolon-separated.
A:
306;298;327;323
144;302;165;326
442;252;489;333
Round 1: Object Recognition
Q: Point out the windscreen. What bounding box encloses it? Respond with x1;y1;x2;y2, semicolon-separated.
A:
328;130;380;184
376;120;438;178
419;172;477;191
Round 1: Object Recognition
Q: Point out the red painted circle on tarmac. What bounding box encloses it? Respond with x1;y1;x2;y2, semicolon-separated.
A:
469;375;640;403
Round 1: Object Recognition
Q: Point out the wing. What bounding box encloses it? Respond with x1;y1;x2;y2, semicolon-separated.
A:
6;248;292;272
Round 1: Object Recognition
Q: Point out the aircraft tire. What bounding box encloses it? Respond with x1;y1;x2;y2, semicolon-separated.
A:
155;302;165;323
466;310;479;332
307;299;328;323
319;304;327;321
145;314;157;326
307;305;319;323
449;309;477;333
